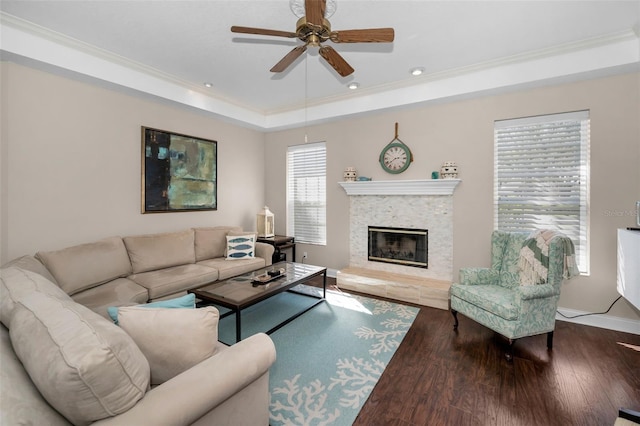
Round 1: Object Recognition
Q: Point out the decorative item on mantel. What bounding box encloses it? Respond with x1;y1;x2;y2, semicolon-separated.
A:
357;176;372;181
440;161;458;179
256;206;275;238
343;167;357;182
379;123;413;174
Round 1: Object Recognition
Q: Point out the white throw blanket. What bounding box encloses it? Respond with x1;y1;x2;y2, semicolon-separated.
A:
519;230;579;285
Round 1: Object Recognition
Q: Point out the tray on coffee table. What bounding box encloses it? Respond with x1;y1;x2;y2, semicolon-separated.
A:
251;268;286;284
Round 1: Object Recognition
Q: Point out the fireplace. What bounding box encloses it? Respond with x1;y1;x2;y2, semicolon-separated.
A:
368;226;428;268
338;180;460;309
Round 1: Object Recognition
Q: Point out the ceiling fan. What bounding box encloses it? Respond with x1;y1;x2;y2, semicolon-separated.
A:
230;0;394;77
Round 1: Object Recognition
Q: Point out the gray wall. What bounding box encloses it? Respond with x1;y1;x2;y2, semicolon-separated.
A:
1;60;638;322
0;62;266;259
265;72;640;322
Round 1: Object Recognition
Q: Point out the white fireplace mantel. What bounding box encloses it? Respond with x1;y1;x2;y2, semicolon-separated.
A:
338;179;461;196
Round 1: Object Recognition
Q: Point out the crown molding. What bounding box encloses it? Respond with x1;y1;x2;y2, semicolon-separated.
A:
2;11;639;131
0;12;255;112
264;29;640;116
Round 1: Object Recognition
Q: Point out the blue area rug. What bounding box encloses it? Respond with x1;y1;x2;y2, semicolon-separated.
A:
217;287;419;425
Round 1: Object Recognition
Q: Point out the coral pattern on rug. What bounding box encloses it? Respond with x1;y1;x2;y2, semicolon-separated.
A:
269;291;419;425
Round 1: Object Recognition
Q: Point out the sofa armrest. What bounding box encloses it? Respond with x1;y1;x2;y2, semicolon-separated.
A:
255;243;275;266
94;333;276;426
517;284;558;301
459;268;499;285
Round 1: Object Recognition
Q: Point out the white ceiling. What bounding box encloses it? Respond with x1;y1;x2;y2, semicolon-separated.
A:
1;1;639;130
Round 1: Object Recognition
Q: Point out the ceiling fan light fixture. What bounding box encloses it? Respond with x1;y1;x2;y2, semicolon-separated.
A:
231;1;394;78
203;82;213;88
410;67;424;76
290;0;336;18
348;82;360;90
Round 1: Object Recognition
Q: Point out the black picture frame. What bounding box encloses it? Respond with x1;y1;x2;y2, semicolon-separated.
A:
142;126;217;213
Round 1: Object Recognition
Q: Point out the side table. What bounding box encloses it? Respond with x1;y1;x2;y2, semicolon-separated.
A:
257;235;296;263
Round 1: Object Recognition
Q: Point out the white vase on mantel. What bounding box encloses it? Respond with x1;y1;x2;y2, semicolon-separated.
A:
343;167;357;182
440;161;458;179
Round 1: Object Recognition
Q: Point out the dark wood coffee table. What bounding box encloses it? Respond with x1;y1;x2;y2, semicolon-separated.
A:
189;262;326;343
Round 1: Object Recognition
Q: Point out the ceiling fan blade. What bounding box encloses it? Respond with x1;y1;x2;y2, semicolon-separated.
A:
270;45;308;73
231;26;297;38
305;0;326;28
319;45;354;77
331;28;395;43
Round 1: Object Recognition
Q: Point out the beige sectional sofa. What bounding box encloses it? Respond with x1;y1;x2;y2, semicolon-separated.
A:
0;226;278;425
22;226;274;318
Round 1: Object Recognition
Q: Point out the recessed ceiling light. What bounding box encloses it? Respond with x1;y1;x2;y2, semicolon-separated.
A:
348;82;360;90
410;67;424;76
203;82;213;88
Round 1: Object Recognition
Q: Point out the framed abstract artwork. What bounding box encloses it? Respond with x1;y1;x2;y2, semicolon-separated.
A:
141;127;217;213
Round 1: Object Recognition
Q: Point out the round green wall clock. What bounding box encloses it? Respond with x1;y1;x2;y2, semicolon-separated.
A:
379;123;413;174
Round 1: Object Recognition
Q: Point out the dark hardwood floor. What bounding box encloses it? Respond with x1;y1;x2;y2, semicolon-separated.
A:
310;276;640;426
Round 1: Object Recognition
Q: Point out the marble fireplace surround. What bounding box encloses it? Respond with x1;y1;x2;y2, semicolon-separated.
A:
337;179;461;309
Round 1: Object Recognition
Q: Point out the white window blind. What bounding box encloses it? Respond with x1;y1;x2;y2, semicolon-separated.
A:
494;110;590;274
287;142;327;245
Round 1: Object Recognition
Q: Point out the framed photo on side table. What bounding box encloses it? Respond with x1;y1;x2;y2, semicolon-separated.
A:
141;127;217;213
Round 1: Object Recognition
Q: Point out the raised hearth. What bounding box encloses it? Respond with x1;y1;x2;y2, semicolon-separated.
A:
337;267;450;310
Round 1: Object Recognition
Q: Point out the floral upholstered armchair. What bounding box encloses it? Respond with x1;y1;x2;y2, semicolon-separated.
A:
450;230;578;360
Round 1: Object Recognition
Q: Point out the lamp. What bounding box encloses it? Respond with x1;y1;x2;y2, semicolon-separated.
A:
257;206;275;238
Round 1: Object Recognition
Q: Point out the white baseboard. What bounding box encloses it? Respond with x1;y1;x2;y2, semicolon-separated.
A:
556;307;640;335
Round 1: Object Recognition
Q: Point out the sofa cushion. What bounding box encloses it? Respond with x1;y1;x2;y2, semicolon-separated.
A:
117;306;220;385
226;234;256;260
1;254;58;284
0;325;71;426
107;293;196;324
128;263;218;300
194;226;242;261
71;277;149;319
450;284;519;321
0;267;71;328
197;257;267;281
36;237;133;296
124;229;196;274
9;292;150;425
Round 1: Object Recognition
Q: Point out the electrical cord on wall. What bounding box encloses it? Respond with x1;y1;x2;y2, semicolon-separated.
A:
556;295;622;319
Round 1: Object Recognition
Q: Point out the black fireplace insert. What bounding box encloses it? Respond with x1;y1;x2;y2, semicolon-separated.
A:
368;226;428;268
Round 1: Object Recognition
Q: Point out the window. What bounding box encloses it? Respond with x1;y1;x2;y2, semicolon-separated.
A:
494;111;590;273
287;142;326;245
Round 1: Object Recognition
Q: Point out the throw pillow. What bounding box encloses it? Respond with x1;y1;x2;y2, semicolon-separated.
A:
9;292;150;425
226;234;256;260
116;306;220;385
107;293;196;324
